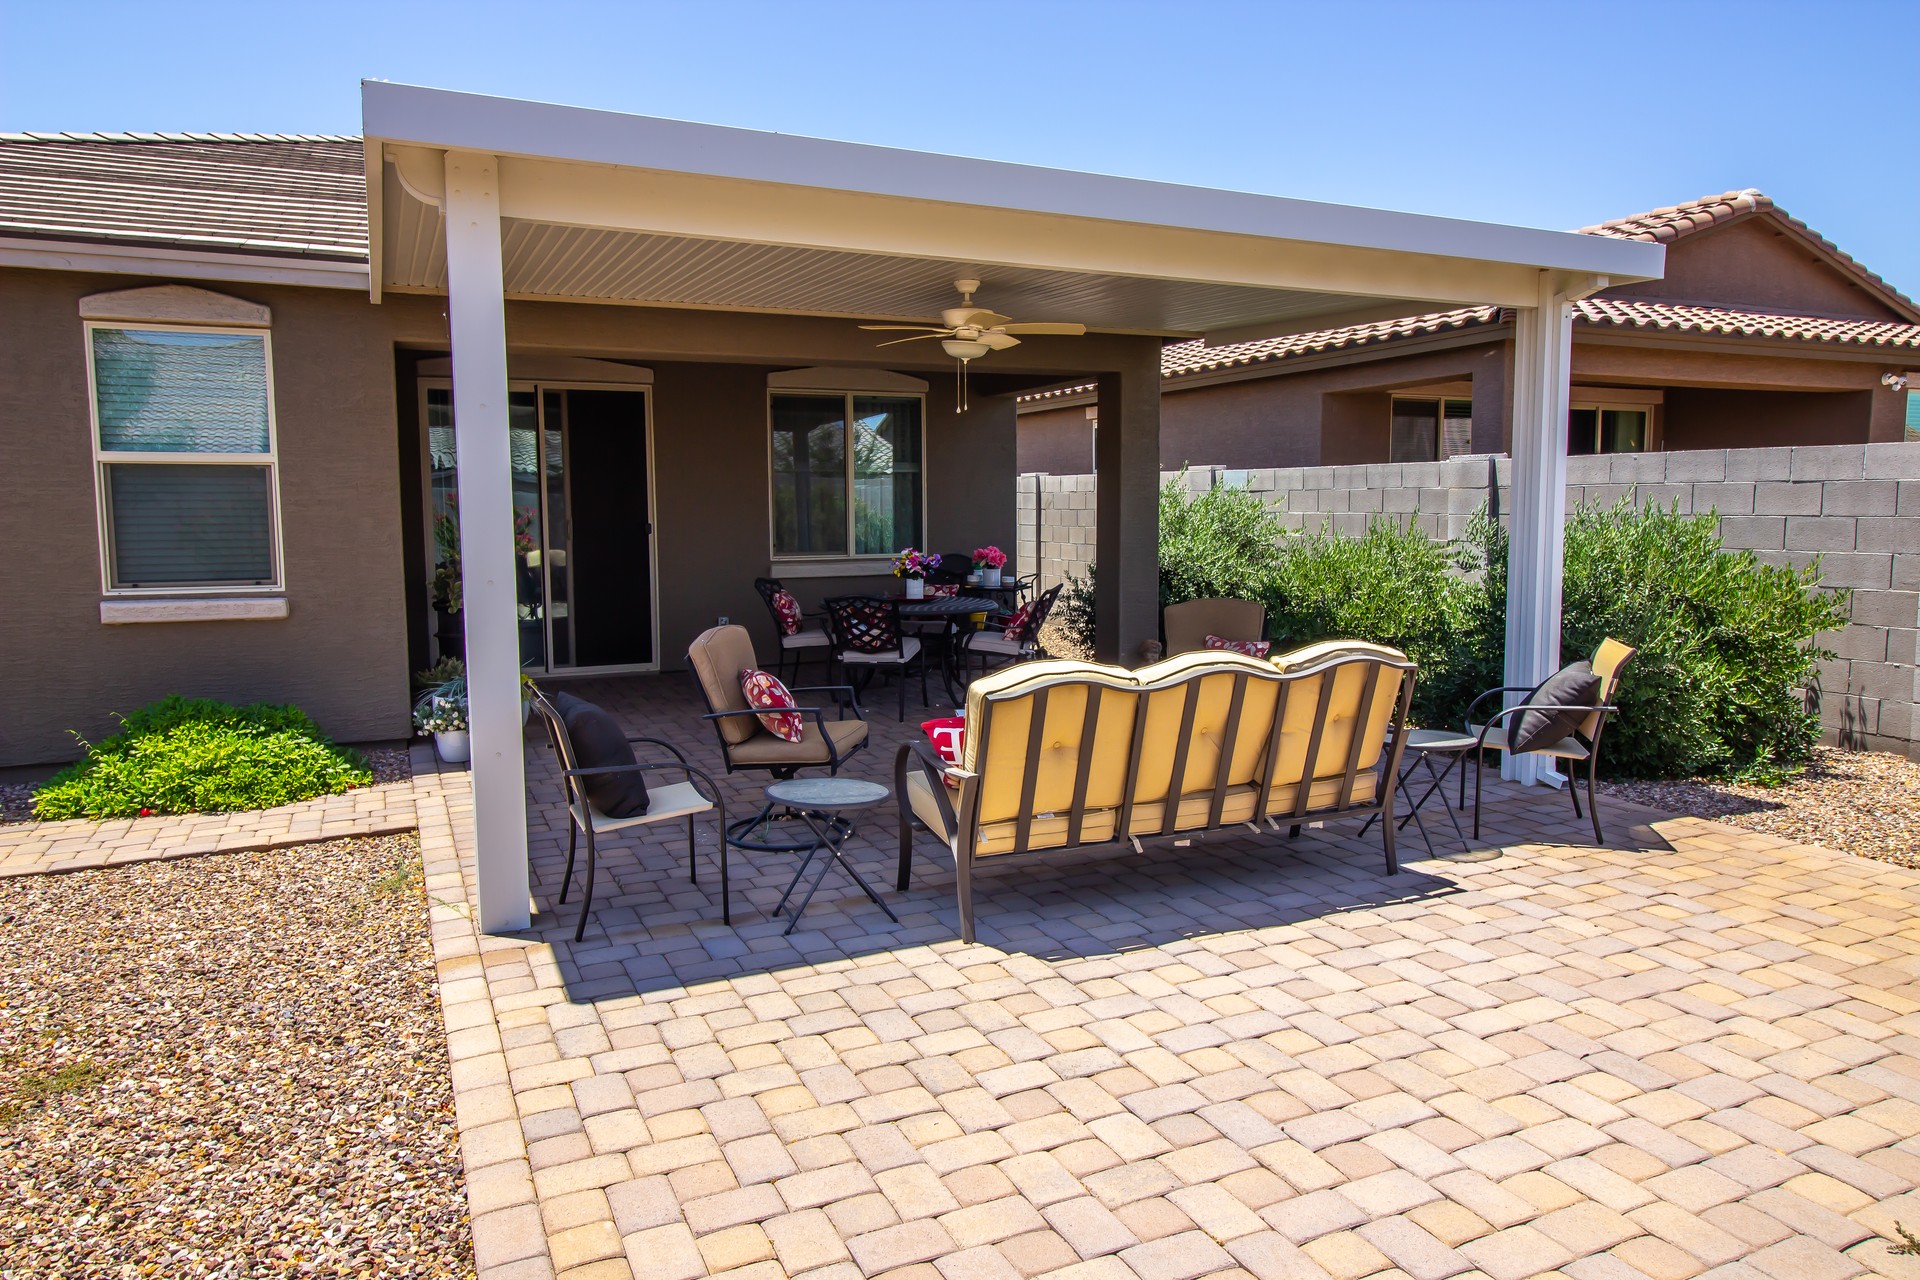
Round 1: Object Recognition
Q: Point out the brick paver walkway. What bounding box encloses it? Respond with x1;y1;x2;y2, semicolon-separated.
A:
415;671;1920;1280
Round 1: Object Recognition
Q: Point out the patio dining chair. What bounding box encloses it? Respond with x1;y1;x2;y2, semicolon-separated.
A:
1163;597;1268;656
1461;637;1638;844
824;595;928;721
955;582;1062;684
753;577;832;684
528;690;728;941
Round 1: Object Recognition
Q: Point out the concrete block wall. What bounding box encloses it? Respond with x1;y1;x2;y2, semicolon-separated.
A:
1020;441;1920;759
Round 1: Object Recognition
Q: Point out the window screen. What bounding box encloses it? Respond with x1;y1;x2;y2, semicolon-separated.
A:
91;326;278;590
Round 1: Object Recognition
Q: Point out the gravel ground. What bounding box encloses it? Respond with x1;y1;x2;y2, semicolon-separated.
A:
0;744;412;825
1602;746;1920;867
0;833;471;1278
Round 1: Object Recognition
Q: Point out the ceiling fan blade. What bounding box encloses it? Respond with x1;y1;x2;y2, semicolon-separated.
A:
978;331;1022;351
874;333;949;347
998;322;1087;336
859;324;949;332
942;307;1012;330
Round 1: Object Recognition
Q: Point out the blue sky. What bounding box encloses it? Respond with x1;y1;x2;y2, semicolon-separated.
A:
4;0;1915;299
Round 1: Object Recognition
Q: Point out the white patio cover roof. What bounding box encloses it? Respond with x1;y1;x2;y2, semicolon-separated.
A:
361;83;1663;341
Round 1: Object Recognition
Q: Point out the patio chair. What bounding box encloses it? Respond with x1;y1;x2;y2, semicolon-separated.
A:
1163;598;1269;656
1461;638;1638;843
753;577;832;684
824;596;929;721
688;624;869;851
955;582;1062;684
528;690;728;941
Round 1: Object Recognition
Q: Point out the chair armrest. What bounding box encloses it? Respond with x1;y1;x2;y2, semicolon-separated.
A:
1472;702;1618;751
564;759;726;813
625;735;691;766
895;740;972;839
788;684;867;721
1463;685;1542;724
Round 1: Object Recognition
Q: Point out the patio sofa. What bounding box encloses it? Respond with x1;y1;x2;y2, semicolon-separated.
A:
895;641;1417;941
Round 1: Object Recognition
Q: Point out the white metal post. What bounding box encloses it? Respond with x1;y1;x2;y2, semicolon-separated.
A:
1503;275;1575;785
443;150;530;931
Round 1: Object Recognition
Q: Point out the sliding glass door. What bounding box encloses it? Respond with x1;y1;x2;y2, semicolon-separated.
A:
423;381;655;673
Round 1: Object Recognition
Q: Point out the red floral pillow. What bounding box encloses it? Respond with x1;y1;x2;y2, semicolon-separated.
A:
1205;634;1272;659
740;668;804;742
771;589;803;636
1002;601;1034;639
926;582;960;598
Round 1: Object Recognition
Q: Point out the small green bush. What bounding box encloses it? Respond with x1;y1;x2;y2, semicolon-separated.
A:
33;696;372;820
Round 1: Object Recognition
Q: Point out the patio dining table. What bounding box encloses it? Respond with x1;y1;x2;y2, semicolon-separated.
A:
897;594;1000;705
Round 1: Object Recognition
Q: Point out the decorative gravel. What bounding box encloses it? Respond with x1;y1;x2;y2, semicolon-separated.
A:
0;833;471;1277
0;743;412;824
1602;746;1920;867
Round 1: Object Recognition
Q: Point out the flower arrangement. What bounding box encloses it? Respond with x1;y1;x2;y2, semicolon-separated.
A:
413;678;468;735
892;548;941;580
972;545;1008;570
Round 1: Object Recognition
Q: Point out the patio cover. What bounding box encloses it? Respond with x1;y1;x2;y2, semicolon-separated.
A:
360;82;1665;932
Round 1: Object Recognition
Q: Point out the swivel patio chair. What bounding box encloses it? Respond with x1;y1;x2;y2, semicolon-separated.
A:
529;690;727;940
687;624;869;851
1461;638;1637;843
824;595;928;721
1163;597;1269;656
753;577;832;684
955;582;1062;684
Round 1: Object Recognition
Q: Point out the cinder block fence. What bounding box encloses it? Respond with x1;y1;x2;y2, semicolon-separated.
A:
1017;442;1920;759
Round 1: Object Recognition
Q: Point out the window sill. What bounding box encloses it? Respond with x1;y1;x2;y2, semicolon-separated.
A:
101;597;289;624
769;558;900;579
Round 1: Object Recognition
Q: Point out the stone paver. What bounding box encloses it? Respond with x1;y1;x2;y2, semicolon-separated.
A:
363;673;1920;1278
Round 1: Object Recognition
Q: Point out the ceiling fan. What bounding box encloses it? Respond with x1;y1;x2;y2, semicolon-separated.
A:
860;279;1086;410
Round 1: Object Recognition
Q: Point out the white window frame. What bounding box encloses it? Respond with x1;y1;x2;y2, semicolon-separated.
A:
766;388;927;570
84;320;285;596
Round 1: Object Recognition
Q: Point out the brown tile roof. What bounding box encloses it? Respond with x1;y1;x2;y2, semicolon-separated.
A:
0;132;368;260
1020;189;1920;405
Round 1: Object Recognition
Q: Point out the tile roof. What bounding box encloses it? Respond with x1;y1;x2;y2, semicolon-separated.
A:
1020;190;1920;404
0;132;368;260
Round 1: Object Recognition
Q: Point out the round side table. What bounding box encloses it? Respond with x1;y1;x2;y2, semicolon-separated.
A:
764;777;899;935
1362;727;1476;855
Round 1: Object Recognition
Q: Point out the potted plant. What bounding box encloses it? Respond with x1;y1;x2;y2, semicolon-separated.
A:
891;548;941;600
414;677;470;763
521;672;539;726
972;545;1008;589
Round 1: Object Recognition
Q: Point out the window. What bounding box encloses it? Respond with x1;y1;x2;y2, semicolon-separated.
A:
1389;397;1473;462
771;392;923;557
1906;389;1919;444
87;325;280;592
1568;404;1650;455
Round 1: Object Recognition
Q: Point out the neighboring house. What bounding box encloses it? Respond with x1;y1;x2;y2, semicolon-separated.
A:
1017;191;1920;473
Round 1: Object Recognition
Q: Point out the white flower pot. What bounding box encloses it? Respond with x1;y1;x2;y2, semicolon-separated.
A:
435;729;471;763
903;576;925;599
982;567;1002;588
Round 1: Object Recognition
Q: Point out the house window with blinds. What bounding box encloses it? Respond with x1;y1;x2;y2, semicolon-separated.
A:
88;325;280;592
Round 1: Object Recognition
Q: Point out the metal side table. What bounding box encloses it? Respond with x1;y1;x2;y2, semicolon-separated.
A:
764;777;900;935
1361;727;1476;856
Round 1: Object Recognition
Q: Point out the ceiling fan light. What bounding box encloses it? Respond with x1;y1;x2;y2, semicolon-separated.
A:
941;339;991;360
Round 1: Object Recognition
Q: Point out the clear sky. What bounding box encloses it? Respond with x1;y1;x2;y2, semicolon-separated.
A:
3;0;1915;300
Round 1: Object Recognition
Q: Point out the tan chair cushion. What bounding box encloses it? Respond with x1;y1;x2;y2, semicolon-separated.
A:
840;636;921;665
688;624;762;746
780;626;831;650
1164;598;1266;656
727;716;869;766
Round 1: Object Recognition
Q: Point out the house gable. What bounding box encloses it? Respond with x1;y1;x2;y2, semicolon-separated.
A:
1600;214;1914;323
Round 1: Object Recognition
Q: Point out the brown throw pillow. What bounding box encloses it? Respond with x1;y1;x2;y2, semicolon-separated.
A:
1510;661;1602;755
552;692;650;818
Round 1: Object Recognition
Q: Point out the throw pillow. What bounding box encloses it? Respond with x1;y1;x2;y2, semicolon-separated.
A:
921;716;966;764
551;692;650;818
741;668;805;743
926;582;960;598
1002;600;1035;639
1510;660;1602;754
771;589;803;636
1205;634;1272;659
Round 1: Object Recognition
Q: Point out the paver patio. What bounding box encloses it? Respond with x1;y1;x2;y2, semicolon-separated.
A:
370;675;1920;1278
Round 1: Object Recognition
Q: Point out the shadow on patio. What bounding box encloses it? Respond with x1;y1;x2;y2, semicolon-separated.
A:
520;672;1682;1002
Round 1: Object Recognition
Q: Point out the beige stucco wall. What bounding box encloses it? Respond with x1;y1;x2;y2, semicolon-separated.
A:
2;269;1150;767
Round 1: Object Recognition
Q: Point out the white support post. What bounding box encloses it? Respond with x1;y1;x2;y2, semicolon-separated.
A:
1503;275;1574;786
444;150;530;932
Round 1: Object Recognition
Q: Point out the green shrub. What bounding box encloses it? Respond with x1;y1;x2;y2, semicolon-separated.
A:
33;696;372;820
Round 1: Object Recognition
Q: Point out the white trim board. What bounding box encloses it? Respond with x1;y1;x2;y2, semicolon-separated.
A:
101;597;289;624
0;237;369;290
